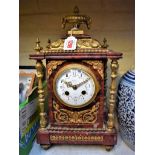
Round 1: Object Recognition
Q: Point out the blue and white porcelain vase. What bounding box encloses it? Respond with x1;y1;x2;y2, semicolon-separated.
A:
117;70;135;151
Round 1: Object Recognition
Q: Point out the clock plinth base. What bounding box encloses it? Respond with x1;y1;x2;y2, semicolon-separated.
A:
36;126;117;150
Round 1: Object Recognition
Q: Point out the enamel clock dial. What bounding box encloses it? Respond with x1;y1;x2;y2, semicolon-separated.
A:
53;63;100;108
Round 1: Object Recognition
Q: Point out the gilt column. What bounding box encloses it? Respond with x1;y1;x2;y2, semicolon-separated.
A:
107;59;119;132
34;38;47;129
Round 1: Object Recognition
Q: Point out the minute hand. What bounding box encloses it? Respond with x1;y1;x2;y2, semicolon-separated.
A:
76;78;90;88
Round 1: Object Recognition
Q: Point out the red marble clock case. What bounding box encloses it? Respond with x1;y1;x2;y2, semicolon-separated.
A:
34;51;122;147
47;60;105;128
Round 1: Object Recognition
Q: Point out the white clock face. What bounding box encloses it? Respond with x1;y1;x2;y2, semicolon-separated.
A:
53;64;99;108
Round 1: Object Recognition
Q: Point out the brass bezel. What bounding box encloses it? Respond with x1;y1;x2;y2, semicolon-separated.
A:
53;63;100;108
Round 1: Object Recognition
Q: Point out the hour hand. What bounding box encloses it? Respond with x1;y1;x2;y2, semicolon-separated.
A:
62;80;78;90
62;80;73;88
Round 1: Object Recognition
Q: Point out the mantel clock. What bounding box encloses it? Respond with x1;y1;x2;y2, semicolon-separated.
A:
29;7;123;151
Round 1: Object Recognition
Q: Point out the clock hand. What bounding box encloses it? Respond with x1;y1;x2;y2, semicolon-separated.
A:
62;78;90;90
76;77;90;88
62;80;78;90
62;80;74;88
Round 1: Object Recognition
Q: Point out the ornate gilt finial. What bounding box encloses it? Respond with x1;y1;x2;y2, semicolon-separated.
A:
34;38;43;54
62;6;91;29
102;38;109;49
73;6;79;14
46;39;51;50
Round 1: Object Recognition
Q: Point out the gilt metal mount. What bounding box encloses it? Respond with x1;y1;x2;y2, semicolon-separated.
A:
62;6;92;29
